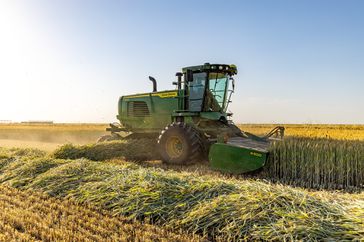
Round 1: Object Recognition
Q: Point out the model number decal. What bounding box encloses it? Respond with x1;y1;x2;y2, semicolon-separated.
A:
250;152;262;157
124;91;177;99
154;92;177;98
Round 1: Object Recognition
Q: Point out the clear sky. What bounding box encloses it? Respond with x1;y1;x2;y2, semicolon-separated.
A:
0;0;363;124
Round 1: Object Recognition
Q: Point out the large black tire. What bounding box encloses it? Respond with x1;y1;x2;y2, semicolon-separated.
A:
157;122;205;164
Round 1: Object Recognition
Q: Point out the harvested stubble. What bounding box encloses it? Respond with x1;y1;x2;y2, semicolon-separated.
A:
0;185;199;242
0;150;363;241
265;137;364;190
53;139;160;161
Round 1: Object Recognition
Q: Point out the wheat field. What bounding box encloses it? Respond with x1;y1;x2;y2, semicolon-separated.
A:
239;124;364;140
0;123;363;149
0;123;363;241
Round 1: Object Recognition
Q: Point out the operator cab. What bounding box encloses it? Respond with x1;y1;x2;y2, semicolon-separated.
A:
178;63;237;115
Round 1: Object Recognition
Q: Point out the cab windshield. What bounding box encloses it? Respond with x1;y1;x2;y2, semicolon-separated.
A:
208;72;230;110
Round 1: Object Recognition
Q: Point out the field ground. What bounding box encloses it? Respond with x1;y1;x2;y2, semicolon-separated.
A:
0;147;363;241
0;123;107;150
0;185;198;242
0;123;363;241
0;139;60;151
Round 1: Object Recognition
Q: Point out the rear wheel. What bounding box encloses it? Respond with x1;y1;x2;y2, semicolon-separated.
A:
157;122;204;164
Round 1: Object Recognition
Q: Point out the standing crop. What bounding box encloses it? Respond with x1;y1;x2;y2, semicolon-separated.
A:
265;137;364;190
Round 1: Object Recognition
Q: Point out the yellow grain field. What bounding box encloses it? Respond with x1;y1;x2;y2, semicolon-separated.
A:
239;124;364;140
1;123;363;151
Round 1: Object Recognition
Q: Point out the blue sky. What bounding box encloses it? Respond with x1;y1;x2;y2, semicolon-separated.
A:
0;0;363;123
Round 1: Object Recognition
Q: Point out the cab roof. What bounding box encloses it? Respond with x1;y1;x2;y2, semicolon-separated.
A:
182;63;237;75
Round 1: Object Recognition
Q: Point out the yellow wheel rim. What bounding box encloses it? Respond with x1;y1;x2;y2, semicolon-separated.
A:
165;136;184;159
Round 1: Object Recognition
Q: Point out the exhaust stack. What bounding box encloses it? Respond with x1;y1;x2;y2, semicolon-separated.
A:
175;72;183;90
149;76;157;92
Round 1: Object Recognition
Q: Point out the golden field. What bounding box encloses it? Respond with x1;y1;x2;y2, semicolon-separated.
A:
239;124;364;140
0;123;107;150
0;123;363;151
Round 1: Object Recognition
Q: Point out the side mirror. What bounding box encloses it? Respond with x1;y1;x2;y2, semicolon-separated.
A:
186;70;193;82
230;77;235;91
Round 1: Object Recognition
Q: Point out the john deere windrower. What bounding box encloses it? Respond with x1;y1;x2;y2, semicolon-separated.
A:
99;63;284;173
